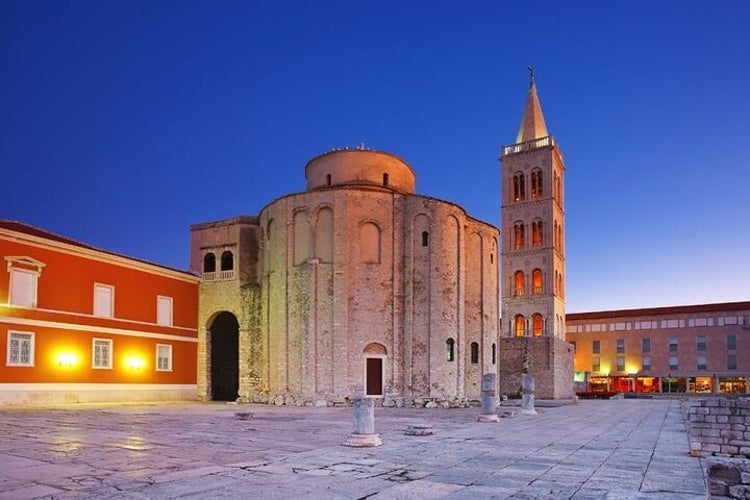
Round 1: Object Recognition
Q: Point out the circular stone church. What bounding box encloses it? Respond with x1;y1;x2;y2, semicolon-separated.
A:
190;147;500;406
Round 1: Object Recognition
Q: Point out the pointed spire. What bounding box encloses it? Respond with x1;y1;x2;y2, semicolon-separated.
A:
515;66;549;144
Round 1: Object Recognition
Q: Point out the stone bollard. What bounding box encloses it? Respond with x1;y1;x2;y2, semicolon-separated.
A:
478;373;499;422
342;397;382;447
520;373;538;415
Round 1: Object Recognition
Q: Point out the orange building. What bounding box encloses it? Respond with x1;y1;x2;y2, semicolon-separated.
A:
0;220;199;405
567;302;750;395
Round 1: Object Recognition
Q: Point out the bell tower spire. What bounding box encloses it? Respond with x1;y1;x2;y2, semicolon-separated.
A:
497;69;573;400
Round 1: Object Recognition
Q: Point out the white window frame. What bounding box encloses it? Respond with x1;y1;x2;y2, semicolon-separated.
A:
156;344;173;372
7;331;35;367
5;256;45;308
92;338;113;369
156;295;173;326
93;283;114;318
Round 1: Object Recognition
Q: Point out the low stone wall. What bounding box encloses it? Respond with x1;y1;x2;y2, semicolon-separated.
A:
684;397;750;499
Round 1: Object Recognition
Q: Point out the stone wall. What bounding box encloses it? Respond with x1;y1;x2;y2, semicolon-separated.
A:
685;397;750;500
497;336;574;399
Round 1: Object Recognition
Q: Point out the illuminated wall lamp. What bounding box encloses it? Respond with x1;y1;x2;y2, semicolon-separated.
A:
57;353;77;367
127;357;145;370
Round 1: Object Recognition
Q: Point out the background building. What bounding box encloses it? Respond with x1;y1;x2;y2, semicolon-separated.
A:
0;221;199;405
567;302;750;394
191;148;500;406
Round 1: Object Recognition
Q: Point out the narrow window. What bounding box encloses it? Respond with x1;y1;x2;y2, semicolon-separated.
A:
669;337;678;352
697;335;706;351
642;356;651;371
421;231;429;247
727;334;737;351
642;337;651;353
669;355;678;371
470;342;479;364
592;340;600;354
490;253;494;264
616;338;625;354
157;296;173;326
93;284;114;318
156;344;173;371
532;314;543;336
514;315;525;337
593;357;601;372
532;269;543;294
616;356;625;372
532;221;543;247
513;172;526;201
514;271;525;296
383;173;389;186
530;169;543;198
492;343;496;365
7;331;34;366
8;269;37;307
727;354;737;370
220;251;234;271
203;253;216;273
513;222;525;250
445;338;455;362
92;338;113;369
697;354;707;371
326;174;332;186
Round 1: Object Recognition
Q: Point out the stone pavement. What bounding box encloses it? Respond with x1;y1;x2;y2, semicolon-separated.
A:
0;399;706;499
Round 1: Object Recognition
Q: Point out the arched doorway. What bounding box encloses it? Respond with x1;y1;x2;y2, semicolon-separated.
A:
209;312;239;401
363;343;387;397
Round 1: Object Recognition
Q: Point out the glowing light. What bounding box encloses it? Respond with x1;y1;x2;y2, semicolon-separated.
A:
627;366;639;376
57;353;77;367
126;356;145;370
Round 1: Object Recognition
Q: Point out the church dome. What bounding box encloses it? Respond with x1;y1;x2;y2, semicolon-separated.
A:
305;147;416;194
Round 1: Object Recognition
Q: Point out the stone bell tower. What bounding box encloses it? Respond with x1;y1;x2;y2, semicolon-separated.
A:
497;69;574;399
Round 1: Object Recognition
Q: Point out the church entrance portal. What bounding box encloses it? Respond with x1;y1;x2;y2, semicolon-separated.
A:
366;358;383;396
363;343;387;397
209;312;239;401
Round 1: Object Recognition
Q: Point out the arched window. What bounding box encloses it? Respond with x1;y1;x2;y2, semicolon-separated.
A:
470;342;479;364
514;315;526;337
220;251;234;271
513;172;526;201
445;338;455;362
513;222;525;250
532;269;543;295
532;220;543;247
514;270;525;296
492;343;497;365
203;253;216;273
314;207;334;263
532;314;544;336
531;169;543;198
421;231;429;247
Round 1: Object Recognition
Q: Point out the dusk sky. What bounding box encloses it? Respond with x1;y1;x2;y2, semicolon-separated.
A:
2;1;748;313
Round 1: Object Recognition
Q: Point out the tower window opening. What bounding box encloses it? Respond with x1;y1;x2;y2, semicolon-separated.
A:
532;220;543;247
445;338;455;362
203;253;216;273
532;269;543;294
513;172;526;201
326;174;332;186
220;251;234;271
383;173;389;186
514;270;525;296
470;342;479;364
531;169;543;198
513;222;525;250
532;314;543;336
421;231;429;247
514;315;526;337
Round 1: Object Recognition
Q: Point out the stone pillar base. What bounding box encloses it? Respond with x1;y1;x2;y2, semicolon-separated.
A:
478;414;500;422
342;433;382;447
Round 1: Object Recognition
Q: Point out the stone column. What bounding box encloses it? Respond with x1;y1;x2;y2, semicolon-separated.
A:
342;397;382;447
478;373;499;422
520;373;537;415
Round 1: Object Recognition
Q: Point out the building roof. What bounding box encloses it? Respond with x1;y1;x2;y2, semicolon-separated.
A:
567;301;750;321
515;70;549;144
0;219;196;278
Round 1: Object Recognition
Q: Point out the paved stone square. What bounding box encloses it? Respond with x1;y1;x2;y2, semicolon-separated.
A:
0;399;705;499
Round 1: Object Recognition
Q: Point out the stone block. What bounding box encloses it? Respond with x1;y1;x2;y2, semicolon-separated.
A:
703;428;721;437
729;484;750;498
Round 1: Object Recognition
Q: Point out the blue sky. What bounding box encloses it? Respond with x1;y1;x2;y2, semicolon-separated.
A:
2;1;749;313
